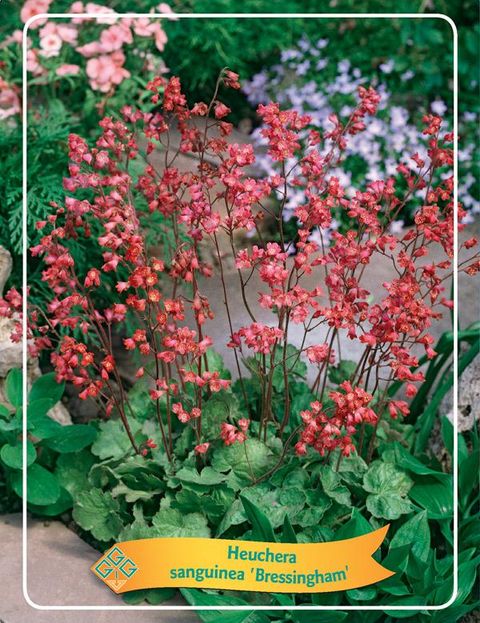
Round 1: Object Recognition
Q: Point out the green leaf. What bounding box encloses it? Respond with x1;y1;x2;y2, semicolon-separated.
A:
346;586;377;602
205;349;231;379
335;509;373;541
6;368;22;407
118;506;161;541
240;494;276;542
11;463;61;505
389;511;430;562
44;424;97;453
180;588;270;622
0;440;36;469
318;466;351;506
29;417;63;439
295;495;331;528
202;391;239;439
126;379;156;422
293;612;348;623
118;506;158;541
211;438;275;483
281;514;297;543
363;461;413;520
123;588;176;605
28;487;73;516
151;508;210;538
29;372;64;405
91;419;139;460
0;404;11;418
55;450;95;498
72;489;123;542
175;465;227;487
0;421;19;434
409;477;453;519
173;487;233;524
328;360;357;385
391;443;448;479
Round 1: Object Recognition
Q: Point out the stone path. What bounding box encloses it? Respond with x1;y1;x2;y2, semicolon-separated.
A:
0;514;199;623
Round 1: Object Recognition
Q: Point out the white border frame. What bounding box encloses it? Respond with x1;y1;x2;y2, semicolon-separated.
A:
22;12;458;612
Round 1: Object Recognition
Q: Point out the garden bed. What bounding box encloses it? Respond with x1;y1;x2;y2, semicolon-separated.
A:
0;5;479;621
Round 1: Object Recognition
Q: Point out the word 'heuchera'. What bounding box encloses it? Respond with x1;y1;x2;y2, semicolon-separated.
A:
3;69;478;469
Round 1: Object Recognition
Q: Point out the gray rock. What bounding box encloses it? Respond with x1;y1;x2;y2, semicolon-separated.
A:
0;513;198;622
441;354;480;432
0;245;12;295
0;316;23;377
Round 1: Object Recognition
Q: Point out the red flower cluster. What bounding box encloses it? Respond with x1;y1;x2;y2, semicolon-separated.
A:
2;69;478;467
220;419;250;446
296;382;377;458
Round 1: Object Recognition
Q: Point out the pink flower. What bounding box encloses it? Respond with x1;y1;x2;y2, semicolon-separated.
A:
84;268;100;288
194;442;210;455
56;64;81;77
39;33;62;58
76;41;106;57
157;2;176;17
23;68;478;465
0;80;21;120
214;102;230;119
230;322;284;355
100;24;132;52
172;402;198;423
154;27;167;52
86;52;130;92
1;30;24;47
26;49;46;76
133;18;157;37
84;3;117;24
306;344;334;364
70;1;84;12
58;24;78;44
39;22;78;45
238;419;250;432
220;421;248;446
221;423;240;446
20;0;52;28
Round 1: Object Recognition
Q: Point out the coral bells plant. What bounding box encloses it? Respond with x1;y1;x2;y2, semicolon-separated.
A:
5;69;479;476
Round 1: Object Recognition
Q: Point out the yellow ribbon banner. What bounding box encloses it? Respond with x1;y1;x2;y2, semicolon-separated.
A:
92;525;393;594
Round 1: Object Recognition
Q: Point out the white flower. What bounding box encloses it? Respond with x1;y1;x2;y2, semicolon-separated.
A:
316;58;328;71
297;60;311;76
390;106;409;129
389;220;405;234
431;99;447;116
379;59;394;74
400;69;415;81
462;111;476;122
281;49;300;62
